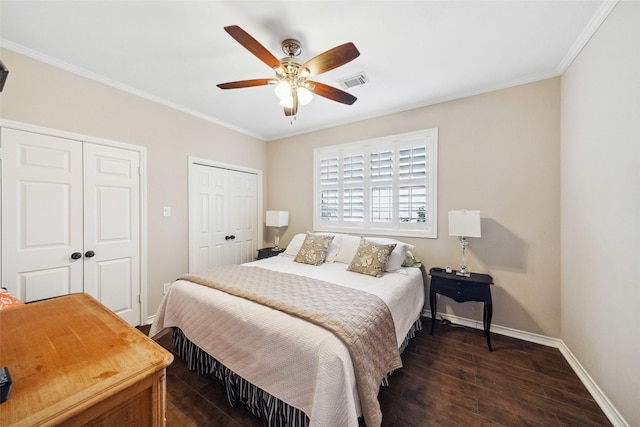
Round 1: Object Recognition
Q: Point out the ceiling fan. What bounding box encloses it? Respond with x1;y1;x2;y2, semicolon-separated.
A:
217;25;360;117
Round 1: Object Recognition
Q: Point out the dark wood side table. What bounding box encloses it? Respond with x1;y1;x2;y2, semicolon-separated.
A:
257;247;285;260
429;267;494;351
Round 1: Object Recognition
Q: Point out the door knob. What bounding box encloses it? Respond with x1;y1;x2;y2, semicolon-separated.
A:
85;250;96;258
229;235;236;240
71;252;82;260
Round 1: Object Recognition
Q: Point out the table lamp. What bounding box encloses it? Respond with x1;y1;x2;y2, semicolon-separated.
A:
448;210;481;277
266;210;288;250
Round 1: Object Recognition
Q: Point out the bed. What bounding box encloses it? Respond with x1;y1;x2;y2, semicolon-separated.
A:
149;233;425;427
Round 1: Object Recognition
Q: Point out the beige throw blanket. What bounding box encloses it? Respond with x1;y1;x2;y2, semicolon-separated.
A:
180;264;402;427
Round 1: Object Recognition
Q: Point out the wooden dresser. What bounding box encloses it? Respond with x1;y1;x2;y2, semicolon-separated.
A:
0;293;173;426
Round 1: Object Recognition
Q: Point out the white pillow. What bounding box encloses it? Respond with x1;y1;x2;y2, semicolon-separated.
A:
283;232;343;262
366;237;414;271
283;233;306;257
334;234;363;264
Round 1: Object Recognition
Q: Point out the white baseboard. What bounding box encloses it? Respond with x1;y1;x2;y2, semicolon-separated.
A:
557;342;629;427
423;310;629;427
144;314;155;327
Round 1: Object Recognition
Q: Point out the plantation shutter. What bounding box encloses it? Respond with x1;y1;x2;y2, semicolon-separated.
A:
314;128;438;238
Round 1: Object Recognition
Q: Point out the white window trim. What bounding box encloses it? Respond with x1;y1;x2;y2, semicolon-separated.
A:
313;128;438;239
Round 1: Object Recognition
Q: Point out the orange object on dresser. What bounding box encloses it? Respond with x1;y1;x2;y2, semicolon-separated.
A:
0;293;173;426
0;289;23;310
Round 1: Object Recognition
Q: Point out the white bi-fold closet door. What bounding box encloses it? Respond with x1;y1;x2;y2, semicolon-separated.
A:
189;161;259;273
1;127;141;326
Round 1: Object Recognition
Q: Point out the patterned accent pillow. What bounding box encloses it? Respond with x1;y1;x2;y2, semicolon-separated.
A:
366;237;415;271
347;239;397;277
294;233;335;266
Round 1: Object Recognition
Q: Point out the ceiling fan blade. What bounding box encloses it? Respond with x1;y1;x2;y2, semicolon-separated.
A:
301;42;360;76
308;81;357;105
224;25;281;69
217;78;274;89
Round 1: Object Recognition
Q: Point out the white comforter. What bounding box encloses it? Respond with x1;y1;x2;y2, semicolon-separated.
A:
149;255;425;427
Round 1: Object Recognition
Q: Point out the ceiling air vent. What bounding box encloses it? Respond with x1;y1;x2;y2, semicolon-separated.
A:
338;73;368;89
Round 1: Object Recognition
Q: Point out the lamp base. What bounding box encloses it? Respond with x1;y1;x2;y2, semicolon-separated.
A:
456;265;471;277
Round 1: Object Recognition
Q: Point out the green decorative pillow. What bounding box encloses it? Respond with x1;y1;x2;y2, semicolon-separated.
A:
294;232;335;266
402;251;422;268
347;238;397;278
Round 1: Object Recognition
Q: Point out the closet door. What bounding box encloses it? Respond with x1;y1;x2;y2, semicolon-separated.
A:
1;128;142;326
1;128;84;302
190;164;226;271
83;143;141;325
226;169;258;264
189;164;257;272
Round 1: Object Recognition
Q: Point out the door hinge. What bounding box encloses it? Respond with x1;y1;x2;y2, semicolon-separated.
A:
138;294;142;304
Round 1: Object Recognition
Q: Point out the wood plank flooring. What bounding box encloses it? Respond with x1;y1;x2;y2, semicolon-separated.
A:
140;318;611;426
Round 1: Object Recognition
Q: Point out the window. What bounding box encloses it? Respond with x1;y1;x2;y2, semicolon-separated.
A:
314;128;438;238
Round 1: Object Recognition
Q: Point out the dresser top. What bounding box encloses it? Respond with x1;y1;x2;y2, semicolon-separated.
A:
0;293;173;426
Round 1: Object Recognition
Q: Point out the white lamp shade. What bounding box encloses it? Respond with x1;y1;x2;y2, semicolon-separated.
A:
448;210;481;238
279;95;294;108
266;210;289;227
275;81;291;99
297;87;313;105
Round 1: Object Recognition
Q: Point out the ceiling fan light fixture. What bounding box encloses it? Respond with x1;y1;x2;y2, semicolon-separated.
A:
279;94;294;108
298;86;313;106
275;80;291;99
298;67;311;79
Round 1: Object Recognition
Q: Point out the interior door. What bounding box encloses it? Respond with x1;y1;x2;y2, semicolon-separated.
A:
1;127;142;326
190;164;227;272
1;128;84;302
83;143;141;326
189;163;258;272
227;169;258;264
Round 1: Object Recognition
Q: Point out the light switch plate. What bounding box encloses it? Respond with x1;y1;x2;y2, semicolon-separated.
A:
163;206;171;217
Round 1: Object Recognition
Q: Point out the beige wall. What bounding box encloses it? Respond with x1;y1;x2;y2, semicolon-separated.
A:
268;78;561;337
0;48;267;318
561;1;639;425
0;46;563;339
2;7;635;421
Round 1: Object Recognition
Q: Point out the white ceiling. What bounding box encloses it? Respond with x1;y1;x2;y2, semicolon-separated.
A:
0;0;616;141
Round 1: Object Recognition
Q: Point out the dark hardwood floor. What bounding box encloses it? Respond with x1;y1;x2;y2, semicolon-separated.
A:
140;318;611;426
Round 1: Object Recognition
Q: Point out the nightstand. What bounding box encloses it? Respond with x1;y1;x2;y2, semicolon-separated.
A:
429;267;494;351
257;247;285;260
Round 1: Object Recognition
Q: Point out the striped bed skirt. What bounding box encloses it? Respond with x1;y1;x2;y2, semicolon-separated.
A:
171;317;423;427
